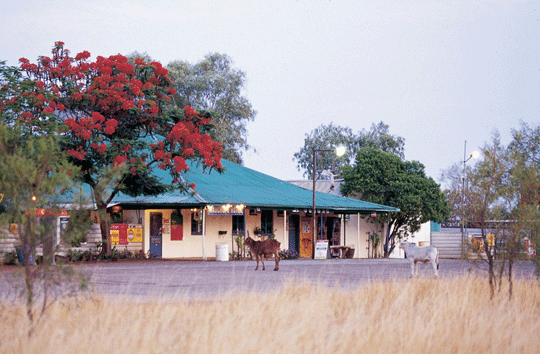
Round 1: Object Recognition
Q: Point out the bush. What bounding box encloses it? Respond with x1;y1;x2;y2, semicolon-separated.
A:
1;251;17;265
279;249;299;260
66;249;93;262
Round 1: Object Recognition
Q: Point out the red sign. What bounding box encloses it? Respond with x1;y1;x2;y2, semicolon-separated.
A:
171;224;183;241
110;224;128;245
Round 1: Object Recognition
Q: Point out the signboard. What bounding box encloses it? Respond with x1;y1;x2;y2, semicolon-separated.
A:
314;240;329;259
111;224;143;245
127;225;143;243
207;204;245;215
110;224;128;245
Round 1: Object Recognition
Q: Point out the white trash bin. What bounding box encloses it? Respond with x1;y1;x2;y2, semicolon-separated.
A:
215;243;229;261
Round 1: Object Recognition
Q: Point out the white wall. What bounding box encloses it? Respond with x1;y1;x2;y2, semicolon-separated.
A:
143;209;288;259
388;221;431;258
107;208;434;260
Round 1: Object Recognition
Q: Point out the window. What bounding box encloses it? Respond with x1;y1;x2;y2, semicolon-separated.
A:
191;209;202;235
232;215;245;235
261;210;273;235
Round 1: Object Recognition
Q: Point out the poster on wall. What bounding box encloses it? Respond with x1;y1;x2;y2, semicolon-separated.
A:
110;224;128;245
127;225;143;243
299;217;313;258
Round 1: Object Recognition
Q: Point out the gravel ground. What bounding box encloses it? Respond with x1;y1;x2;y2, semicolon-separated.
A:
1;258;537;301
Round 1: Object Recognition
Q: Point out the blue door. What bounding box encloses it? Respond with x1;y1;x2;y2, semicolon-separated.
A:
149;212;162;258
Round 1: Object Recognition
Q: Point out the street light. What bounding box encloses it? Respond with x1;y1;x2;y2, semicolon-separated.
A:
462;140;480;256
312;146;345;257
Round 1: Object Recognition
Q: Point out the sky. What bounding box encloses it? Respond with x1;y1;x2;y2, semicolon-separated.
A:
1;0;539;187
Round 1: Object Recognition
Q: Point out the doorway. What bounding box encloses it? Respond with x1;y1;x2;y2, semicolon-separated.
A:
149;212;163;258
288;214;300;253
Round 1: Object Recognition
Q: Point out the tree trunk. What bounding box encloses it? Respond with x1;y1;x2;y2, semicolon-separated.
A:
481;226;496;299
93;185;112;256
99;214;111;256
508;260;513;300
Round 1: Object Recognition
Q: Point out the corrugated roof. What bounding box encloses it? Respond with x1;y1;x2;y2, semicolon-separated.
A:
113;160;399;213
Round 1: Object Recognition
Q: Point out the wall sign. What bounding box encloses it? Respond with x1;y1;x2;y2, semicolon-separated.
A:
111;224;143;245
207;204;245;215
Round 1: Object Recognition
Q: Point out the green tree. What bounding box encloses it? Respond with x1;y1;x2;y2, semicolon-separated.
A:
294;121;405;179
357;121;405;159
508;122;540;279
126;51;155;65
1;61;92;334
466;133;509;297
341;148;449;257
293;123;356;179
442;130;536;299
0;124;85;335
167;53;256;164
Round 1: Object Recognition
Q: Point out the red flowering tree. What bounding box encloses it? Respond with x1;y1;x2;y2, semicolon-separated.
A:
2;42;223;254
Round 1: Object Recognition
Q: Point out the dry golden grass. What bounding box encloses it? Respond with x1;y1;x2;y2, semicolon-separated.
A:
1;275;539;354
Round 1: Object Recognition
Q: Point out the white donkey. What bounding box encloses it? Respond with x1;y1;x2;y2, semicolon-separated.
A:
398;241;439;277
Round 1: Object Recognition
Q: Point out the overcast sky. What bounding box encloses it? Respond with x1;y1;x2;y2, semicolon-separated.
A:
1;0;539;186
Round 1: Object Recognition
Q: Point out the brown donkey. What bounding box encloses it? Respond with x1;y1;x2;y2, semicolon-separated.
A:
244;236;280;271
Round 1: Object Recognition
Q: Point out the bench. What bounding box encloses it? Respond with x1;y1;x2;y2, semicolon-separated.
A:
330;245;354;259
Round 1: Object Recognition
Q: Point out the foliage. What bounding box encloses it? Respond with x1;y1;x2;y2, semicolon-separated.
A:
0;61;88;331
293;122;356;179
65;247;145;263
234;235;244;254
369;232;381;258
358;121;406;159
278;249;299;259
506;123;540;281
341;148;450;256
62;208;93;247
167;53;256;164
66;249;94;262
1;250;17;265
441;127;540;298
2;42;223;255
294;121;404;179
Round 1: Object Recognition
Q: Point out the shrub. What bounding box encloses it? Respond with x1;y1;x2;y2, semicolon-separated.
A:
279;249;299;260
1;251;17;265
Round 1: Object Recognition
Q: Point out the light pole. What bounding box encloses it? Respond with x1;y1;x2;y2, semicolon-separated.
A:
312;146;345;257
462;140;480;256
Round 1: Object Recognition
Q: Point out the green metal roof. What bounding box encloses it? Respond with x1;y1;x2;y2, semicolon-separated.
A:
113;160;399;213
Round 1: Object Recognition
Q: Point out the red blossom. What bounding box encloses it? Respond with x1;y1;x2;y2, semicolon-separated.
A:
104;119;118;135
75;50;91;61
173;156;187;172
121;100;135;110
80;130;91;141
6;42;223;203
113;155;127;166
42;107;54;115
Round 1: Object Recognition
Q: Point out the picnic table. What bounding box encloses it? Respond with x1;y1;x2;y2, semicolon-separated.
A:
330;245;354;259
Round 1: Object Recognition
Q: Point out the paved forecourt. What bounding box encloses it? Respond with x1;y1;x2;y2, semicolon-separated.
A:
78;258;536;301
0;258;536;301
